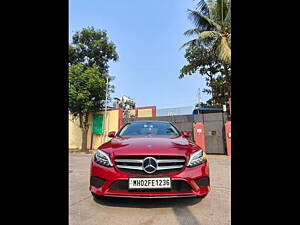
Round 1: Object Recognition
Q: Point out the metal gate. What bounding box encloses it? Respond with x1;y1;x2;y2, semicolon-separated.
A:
194;112;227;154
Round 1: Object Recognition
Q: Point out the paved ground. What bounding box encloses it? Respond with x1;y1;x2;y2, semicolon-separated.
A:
69;153;231;225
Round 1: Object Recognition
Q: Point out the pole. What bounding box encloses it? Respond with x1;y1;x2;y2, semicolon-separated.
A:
102;76;109;143
197;88;201;106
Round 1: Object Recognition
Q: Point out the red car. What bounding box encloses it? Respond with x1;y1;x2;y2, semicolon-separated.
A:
90;121;210;199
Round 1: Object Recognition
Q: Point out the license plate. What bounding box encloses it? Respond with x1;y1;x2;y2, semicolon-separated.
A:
128;177;171;189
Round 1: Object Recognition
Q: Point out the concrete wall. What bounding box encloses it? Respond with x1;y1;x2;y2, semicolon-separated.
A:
126;106;156;118
123;106;156;125
128;109;136;117
137;108;153;117
91;109;120;149
69;106;156;150
194;112;225;122
69;115;82;149
69;109;121;150
156;106;194;116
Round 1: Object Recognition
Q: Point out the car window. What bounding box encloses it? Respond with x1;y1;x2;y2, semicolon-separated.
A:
118;122;180;136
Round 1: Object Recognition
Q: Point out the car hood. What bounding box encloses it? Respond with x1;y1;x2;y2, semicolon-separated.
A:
99;135;200;158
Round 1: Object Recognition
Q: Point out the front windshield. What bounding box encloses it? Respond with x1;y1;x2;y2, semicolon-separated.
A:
118;121;180;136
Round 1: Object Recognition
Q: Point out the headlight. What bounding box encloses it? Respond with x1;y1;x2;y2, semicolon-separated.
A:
94;149;113;167
187;150;207;167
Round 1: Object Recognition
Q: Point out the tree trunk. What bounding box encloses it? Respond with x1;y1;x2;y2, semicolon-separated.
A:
208;74;215;105
79;112;90;153
81;128;88;152
224;64;231;97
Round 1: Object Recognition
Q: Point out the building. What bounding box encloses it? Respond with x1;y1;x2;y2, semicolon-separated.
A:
69;106;156;150
156;106;194;117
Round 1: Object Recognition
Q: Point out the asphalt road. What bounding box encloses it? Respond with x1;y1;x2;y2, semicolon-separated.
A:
69;153;231;225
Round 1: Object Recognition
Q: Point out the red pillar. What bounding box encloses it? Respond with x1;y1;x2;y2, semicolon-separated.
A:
225;121;231;156
193;122;206;151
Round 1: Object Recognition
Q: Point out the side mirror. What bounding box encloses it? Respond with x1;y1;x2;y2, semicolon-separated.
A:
108;131;116;138
181;131;190;137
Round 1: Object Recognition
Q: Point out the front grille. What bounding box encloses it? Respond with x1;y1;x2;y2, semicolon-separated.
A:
114;155;186;175
109;180;192;191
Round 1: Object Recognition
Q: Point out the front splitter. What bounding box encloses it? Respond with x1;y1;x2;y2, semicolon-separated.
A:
103;194;197;199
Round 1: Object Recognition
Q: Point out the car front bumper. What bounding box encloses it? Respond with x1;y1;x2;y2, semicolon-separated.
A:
89;160;210;198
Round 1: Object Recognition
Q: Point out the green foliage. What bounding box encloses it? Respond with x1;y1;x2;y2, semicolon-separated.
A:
196;102;210;107
69;63;113;117
203;74;230;105
69;27;119;151
179;45;222;78
69;27;118;118
182;0;231;63
180;1;231;106
69;26;119;73
180;45;230;106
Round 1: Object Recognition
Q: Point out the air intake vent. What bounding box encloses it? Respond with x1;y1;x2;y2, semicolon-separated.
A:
90;176;105;187
194;176;210;187
109;180;192;191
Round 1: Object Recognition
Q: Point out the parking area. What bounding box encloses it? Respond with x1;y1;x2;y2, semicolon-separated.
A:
69;153;231;225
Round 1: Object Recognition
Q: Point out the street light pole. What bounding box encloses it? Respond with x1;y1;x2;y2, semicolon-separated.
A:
102;76;109;142
197;88;202;106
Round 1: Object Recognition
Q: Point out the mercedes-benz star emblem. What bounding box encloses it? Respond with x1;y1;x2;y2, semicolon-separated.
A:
142;157;157;174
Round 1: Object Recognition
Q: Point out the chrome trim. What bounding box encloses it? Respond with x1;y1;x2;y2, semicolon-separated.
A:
116;164;183;171
157;165;184;170
157;159;185;163
114;157;186;173
116;165;143;170
114;159;143;163
104;194;197;199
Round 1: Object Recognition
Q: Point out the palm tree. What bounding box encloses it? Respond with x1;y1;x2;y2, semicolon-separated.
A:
181;0;231;64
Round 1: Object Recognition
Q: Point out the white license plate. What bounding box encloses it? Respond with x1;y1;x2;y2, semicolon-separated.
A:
128;177;171;189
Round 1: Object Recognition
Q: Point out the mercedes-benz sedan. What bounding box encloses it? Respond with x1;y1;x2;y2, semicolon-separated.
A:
90;121;210;199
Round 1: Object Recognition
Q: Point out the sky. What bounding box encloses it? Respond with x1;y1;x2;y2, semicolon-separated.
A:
69;0;211;109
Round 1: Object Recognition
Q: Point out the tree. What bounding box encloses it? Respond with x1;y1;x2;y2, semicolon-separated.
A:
69;63;114;152
69;27;118;152
181;0;231;64
179;0;231;106
69;26;119;73
203;74;230;105
179;44;231;105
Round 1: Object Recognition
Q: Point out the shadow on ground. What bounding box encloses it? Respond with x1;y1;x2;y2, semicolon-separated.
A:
93;196;203;208
173;207;201;225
